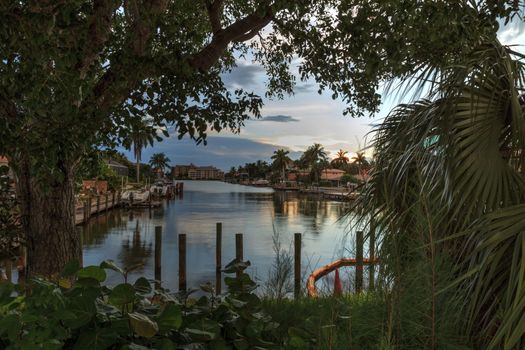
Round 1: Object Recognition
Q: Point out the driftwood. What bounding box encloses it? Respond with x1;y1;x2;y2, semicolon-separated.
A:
307;257;379;297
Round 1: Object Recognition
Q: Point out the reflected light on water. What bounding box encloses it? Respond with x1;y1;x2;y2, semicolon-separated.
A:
81;181;355;291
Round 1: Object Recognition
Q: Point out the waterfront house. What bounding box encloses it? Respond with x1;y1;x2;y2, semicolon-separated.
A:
106;159;129;177
320;168;345;186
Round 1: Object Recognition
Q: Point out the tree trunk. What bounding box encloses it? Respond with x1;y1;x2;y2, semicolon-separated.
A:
16;160;80;277
136;158;140;183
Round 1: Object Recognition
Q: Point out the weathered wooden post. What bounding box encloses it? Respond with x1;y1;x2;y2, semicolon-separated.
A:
79;231;84;268
235;233;243;278
369;220;376;291
216;222;222;295
356;230;364;293
96;195;100;213
154;226;162;289
105;193;109;211
112;191;116;208
83;200;88;223
179;234;186;291
294;233;302;298
88;197;92;216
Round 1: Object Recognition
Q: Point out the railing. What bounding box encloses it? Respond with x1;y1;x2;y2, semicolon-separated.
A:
74;191;121;225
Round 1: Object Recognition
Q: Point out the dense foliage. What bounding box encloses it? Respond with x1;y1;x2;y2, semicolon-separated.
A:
0;259;326;349
355;37;525;349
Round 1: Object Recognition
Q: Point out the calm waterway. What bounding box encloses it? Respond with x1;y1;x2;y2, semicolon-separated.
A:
81;181;355;291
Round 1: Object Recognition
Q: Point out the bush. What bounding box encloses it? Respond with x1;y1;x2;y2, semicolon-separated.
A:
0;259;315;349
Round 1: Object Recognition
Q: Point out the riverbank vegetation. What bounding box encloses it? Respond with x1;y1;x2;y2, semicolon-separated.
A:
225;144;369;186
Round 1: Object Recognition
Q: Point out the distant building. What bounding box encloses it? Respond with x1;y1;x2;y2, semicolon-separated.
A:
106;159;129;177
188;166;224;180
172;164;196;178
320;168;345;181
321;168;346;186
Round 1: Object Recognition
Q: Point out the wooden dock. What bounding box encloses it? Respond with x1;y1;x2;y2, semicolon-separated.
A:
74;191;121;225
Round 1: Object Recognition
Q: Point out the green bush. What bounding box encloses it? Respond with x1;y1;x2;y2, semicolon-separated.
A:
263;294;386;350
0;259;313;349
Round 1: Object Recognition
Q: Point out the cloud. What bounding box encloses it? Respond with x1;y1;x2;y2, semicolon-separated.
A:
259;115;299;123
221;63;265;88
119;135;301;171
294;83;315;93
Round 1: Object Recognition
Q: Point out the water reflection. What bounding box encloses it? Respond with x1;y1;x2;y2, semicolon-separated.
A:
82;181;352;289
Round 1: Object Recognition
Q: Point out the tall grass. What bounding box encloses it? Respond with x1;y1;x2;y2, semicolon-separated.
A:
263;293;386;350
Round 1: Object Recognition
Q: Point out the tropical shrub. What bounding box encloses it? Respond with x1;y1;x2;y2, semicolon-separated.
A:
355;38;525;349
0;259;312;349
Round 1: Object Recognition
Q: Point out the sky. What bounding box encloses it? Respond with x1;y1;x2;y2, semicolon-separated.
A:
122;19;525;171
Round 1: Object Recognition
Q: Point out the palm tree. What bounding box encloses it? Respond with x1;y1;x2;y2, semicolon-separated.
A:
301;143;327;184
331;149;350;168
355;39;525;349
127;121;156;183
271;149;291;182
149;153;171;178
351;151;368;178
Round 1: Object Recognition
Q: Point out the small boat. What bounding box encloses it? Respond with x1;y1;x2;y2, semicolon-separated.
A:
121;189;150;205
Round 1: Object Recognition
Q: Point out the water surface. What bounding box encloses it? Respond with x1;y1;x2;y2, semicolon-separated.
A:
82;181;354;291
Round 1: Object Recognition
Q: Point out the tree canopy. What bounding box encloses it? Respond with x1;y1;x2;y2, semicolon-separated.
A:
0;0;523;275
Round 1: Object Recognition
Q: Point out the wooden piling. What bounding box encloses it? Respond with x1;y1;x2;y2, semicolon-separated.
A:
235;233;243;278
88;197;92;215
112;191;116;207
178;234;186;291
369;220;376;291
154;226;162;289
83;201;88;223
105;193;109;211
96;195;100;213
294;233;302;298
216;222;222;295
356;230;364;293
79;230;84;268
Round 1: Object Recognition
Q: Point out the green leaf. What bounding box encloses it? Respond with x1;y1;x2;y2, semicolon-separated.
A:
223;259;251;274
233;338;249;350
77;266;106;282
73;328;118;350
128;312;159;338
100;260;124;275
157;304;182;331
109;283;135;306
185;328;216;341
133;277;151;294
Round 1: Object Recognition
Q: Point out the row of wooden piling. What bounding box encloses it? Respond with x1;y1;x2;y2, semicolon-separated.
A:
153;223;375;298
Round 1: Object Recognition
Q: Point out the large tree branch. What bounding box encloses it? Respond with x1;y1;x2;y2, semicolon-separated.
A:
87;0;168;111
128;0;168;56
205;0;223;34
189;10;273;71
76;0;121;79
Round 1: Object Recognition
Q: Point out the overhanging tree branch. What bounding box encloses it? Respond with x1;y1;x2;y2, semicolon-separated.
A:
76;0;121;79
205;0;224;34
189;10;273;71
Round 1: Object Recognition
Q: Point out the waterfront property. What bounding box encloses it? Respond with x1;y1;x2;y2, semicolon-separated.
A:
173;164;225;180
188;165;224;180
106;159;129;177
